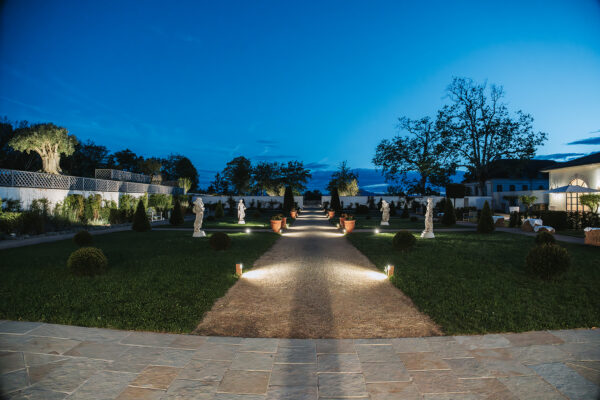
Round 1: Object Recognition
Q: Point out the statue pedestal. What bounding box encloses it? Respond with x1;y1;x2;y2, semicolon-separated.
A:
193;230;206;238
238;220;246;224
420;231;435;239
380;221;390;226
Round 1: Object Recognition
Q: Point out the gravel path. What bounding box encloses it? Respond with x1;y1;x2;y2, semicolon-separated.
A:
195;208;441;338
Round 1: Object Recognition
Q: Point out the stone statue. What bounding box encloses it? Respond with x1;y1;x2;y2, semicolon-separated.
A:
380;200;390;226
192;198;206;237
237;199;246;224
421;197;435;239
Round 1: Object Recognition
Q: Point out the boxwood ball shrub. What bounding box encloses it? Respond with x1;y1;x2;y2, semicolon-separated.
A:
526;244;570;280
73;230;93;247
535;231;556;245
67;247;108;276
209;232;231;250
392;231;416;252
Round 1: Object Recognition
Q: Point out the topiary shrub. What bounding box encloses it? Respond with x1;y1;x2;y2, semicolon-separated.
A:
441;199;456;226
509;212;521;228
283;186;294;215
356;204;369;215
73;230;93;247
209;232;231;250
170;197;184;226
401;202;409;219
330;188;341;212
526;244;570;280
477;201;494;233
535;231;556;245
392;231;416;252
67;247;108;276
132;199;151;232
215;201;224;218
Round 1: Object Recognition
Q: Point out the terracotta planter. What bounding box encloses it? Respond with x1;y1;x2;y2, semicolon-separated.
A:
344;219;356;233
339;217;346;228
281;217;287;229
290;211;297;219
328;210;335;219
270;220;282;233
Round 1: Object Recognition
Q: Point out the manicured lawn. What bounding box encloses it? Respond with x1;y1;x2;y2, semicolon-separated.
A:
331;214;470;230
346;231;600;334
0;230;279;333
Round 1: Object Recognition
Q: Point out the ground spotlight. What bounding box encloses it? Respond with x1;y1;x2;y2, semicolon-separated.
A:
245;228;251;234
384;264;394;277
374;228;380;234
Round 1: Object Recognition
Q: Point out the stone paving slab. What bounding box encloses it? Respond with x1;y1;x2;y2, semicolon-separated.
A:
0;322;599;399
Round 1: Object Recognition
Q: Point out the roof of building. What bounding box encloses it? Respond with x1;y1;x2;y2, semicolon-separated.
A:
541;152;600;171
463;159;557;182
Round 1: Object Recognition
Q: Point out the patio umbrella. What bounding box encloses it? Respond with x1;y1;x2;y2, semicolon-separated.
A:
546;185;600;193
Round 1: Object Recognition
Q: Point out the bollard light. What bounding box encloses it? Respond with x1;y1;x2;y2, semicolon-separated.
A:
236;263;243;276
384;265;394;277
343;229;347;234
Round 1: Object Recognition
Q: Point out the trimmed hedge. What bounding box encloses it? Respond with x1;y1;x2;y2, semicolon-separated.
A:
392;231;416;252
535;231;556;245
67;247;108;276
73;230;93;247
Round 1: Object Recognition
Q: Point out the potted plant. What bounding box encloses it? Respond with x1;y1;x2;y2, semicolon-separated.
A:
270;214;282;233
280;214;287;229
290;208;297;219
327;209;335;219
339;213;348;229
344;214;356;233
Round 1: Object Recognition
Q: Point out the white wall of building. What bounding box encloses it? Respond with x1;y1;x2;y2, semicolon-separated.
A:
547;164;600;211
320;195;492;210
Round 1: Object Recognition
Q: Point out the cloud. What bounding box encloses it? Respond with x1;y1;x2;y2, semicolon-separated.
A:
567;136;600;145
252;154;297;161
535;153;586;161
256;139;279;146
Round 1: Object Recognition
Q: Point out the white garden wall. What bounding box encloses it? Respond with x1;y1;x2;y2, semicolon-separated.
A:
193;195;304;209
320;195;492;210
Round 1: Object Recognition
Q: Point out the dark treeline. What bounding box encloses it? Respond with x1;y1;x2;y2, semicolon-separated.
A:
0;117;199;190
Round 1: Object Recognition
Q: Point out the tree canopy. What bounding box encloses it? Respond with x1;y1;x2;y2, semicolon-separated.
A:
327;161;359;196
223;156;253;195
8;122;77;174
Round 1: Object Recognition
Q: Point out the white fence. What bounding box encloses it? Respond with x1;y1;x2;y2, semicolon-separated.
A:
0;168;181;210
94;169;151;184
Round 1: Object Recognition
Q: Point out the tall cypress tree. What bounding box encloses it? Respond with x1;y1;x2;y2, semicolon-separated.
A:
477;200;494;233
283;186;294;215
170;197;184;226
132;199;151;232
330;187;341;212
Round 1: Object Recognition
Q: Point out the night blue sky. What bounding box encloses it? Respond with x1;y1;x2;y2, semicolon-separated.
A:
1;1;599;191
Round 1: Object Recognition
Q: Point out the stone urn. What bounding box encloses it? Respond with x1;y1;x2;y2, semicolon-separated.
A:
328;210;335;219
344;219;356;233
270;219;282;233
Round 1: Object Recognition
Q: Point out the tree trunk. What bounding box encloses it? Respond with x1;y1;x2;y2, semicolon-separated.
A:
41;152;62;174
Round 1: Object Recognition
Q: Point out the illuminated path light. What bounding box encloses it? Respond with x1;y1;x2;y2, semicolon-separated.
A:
195;206;440;338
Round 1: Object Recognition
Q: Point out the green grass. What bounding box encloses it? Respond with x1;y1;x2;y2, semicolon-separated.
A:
0;230;279;333
332;214;470;230
346;231;600;334
158;210;293;229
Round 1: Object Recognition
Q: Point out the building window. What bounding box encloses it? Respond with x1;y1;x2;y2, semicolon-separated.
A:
496;185;502;192
567;178;589;212
509;185;515;191
522;185;528;191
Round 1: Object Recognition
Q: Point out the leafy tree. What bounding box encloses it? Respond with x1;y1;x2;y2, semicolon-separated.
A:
139;157;163;180
0;118;41;171
62;140;109;177
280;161;311;194
162;154;199;190
178;177;192;194
253;161;283;195
108;149;141;172
373;116;455;195
477;201;494;233
437;77;547;194
327;161;359;196
580;194;600;214
8;123;77;174
446;183;466;207
330;187;341;212
208;172;229;194
223;156;252;195
519;195;537;216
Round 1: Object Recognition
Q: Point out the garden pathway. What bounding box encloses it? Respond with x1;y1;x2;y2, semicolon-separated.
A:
195;208;441;338
1;321;598;399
